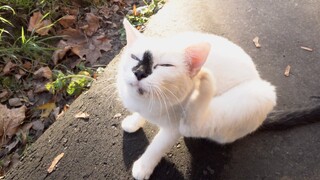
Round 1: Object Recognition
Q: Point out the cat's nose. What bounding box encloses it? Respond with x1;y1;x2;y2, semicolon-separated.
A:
133;70;148;81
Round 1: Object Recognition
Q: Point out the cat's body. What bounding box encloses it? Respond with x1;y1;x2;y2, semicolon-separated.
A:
116;19;317;180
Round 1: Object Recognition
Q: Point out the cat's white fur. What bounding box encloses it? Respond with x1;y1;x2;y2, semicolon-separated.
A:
116;19;276;180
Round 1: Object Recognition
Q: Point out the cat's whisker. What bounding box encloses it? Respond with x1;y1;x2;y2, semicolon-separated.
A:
149;81;183;121
156;89;175;124
161;87;180;127
147;85;154;112
161;85;183;108
147;83;158;113
150;87;157;113
153;87;164;118
154;86;172;124
150;88;155;113
149;82;173;123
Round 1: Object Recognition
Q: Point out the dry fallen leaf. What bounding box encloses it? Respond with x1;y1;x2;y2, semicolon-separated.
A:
0;90;9;99
84;35;112;64
74;112;90;119
253;36;261;48
0;105;26;139
52;40;72;65
19;122;32;145
58;15;76;28
133;4;137;16
8;98;22;107
301;46;313;52
52;107;60;120
18;69;26;76
52;28;86;64
3;61;16;75
32;120;45;131
6;139;19;153
34;67;52;79
28;12;52;36
33;81;49;94
22;61;32;70
284;65;291;77
59;28;85;40
84;13;100;36
53;25;111;64
37;102;56;118
112;5;120;12
47;153;65;173
69;34;111;64
28;12;42;31
99;5;111;19
113;113;122;118
27;90;34;102
61;7;79;16
63;104;70;112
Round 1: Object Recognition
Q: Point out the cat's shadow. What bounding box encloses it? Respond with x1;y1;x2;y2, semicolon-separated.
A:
122;129;149;169
122;129;185;180
184;137;232;180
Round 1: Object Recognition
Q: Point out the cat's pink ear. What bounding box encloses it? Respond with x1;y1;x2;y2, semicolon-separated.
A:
185;42;211;77
123;18;141;46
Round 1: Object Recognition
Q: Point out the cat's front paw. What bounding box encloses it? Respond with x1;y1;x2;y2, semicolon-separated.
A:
132;159;154;180
121;113;145;133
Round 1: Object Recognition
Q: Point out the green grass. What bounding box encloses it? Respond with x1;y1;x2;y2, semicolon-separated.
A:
127;0;165;27
46;69;94;96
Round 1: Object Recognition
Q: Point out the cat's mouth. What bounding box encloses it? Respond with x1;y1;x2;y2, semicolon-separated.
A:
137;88;145;95
129;82;146;96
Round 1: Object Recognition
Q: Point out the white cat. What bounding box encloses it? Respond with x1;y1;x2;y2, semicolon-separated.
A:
116;19;276;179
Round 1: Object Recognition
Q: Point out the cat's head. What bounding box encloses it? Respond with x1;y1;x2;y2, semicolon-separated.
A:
117;19;211;107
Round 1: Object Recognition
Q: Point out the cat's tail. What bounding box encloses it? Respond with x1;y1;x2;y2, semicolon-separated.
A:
260;104;320;131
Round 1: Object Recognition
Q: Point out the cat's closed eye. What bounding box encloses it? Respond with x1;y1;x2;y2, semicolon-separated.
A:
153;64;175;69
131;54;141;61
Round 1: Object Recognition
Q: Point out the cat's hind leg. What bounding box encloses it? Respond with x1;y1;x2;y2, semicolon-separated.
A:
121;112;146;133
206;79;277;143
182;79;276;143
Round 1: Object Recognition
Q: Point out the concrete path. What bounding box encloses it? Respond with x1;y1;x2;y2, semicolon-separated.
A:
6;0;320;179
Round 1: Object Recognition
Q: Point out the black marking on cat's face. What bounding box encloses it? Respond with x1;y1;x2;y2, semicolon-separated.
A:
132;51;153;81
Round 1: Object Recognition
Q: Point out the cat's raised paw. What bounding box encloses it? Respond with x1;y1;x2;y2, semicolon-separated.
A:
121;113;145;133
132;159;153;180
196;69;216;97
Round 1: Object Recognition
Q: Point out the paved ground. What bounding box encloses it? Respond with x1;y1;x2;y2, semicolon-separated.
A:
6;0;320;179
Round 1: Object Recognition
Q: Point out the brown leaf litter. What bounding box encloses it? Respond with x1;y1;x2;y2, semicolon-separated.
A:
300;46;313;52
37;102;57;118
47;152;65;173
33;67;52;79
58;15;77;29
253;36;261;48
284;65;291;77
28;12;52;36
0;104;26;145
53;29;111;64
74;112;90;120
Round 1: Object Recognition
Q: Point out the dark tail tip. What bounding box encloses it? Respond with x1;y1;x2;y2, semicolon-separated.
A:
259;104;320;131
